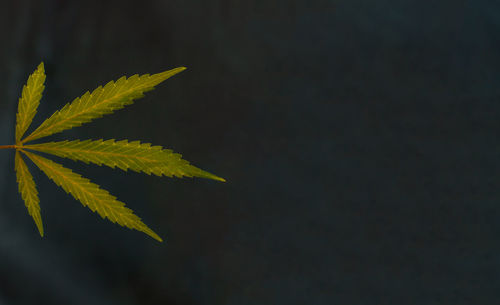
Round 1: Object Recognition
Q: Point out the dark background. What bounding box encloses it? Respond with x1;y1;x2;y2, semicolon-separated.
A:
0;0;498;304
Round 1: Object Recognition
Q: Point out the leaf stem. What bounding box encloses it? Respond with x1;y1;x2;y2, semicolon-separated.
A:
0;145;18;150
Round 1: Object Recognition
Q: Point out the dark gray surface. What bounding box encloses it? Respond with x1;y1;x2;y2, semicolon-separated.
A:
0;0;498;304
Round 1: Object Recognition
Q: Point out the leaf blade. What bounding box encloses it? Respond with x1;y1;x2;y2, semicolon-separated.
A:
22;67;186;144
24;139;226;181
16;62;46;143
14;151;44;236
22;150;162;242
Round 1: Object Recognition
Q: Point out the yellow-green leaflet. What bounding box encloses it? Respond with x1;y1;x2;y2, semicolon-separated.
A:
21;67;186;143
24;139;225;181
14;151;44;236
23;150;162;242
15;62;46;143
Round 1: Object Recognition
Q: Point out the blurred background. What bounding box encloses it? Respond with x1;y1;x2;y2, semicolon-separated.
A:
0;0;499;304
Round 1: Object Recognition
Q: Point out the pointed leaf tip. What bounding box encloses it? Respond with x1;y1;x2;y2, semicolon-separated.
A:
201;169;225;182
152;234;163;242
37;223;44;237
155;66;186;79
140;225;163;242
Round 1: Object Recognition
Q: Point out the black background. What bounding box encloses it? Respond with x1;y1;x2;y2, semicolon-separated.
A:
0;0;498;304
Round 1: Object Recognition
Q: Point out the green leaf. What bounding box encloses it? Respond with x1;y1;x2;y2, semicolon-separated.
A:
15;62;46;143
14;151;44;236
24;139;226;181
21;67;186;144
22;150;162;242
8;63;225;241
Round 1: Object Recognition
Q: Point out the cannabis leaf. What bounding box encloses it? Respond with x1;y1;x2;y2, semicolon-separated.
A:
3;62;225;242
